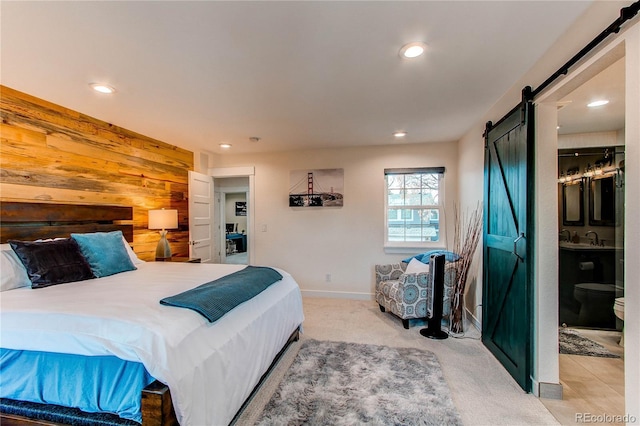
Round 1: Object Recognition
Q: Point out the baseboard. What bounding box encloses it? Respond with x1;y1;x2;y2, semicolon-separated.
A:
301;293;487;318
301;290;373;301
533;380;563;400
465;307;481;331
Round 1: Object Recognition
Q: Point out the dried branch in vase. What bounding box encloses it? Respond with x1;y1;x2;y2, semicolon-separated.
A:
450;202;483;334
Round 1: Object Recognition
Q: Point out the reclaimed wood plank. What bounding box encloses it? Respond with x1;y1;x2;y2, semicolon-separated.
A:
1;135;187;188
1;110;192;169
46;135;190;183
0;123;47;146
0;202;134;244
0;168;180;199
0;201;132;222
1;87;192;165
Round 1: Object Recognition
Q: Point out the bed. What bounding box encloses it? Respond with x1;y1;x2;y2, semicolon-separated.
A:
0;202;305;426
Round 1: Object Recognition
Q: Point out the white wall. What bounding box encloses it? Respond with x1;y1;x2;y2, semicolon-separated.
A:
211;141;458;299
558;130;620;149
623;20;640;424
456;119;485;327
534;102;562;396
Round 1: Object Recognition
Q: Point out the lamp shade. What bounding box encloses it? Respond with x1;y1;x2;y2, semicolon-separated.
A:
148;209;178;230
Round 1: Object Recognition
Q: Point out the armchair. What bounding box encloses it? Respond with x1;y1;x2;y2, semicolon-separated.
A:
374;261;456;329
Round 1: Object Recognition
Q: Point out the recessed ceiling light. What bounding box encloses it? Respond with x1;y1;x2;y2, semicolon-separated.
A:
587;99;609;107
399;42;427;59
89;83;116;94
219;143;232;149
393;131;407;138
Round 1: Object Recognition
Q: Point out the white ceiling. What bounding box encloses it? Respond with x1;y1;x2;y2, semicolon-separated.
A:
557;57;625;136
1;1;605;156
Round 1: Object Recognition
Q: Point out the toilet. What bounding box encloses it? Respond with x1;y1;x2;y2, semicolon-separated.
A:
614;297;624;347
573;283;616;328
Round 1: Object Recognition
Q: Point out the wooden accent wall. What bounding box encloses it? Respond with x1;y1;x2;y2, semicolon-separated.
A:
0;86;193;260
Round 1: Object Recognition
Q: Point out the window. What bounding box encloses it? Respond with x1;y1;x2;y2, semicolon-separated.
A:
385;167;444;246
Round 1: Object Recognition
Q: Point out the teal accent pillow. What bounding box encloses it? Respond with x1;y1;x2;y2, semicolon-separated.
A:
71;231;137;278
403;250;460;264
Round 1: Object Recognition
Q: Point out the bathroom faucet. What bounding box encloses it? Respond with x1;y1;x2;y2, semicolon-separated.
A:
559;229;571;242
585;231;599;246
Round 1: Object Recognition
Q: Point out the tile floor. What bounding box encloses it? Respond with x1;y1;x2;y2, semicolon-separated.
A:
541;328;625;426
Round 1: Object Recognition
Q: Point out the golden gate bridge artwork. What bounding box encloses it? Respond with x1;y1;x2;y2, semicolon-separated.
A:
289;168;344;207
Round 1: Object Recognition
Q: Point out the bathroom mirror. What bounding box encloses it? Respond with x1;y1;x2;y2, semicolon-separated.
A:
562;180;584;226
589;175;615;226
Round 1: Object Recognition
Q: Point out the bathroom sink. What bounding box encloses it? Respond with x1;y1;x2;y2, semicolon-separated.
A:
559;241;619;250
560;242;596;249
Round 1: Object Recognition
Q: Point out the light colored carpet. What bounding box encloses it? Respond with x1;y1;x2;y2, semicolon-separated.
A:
225;252;248;264
255;339;462;425
234;297;560;425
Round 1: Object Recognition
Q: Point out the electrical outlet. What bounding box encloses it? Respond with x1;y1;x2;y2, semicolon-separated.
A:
261;224;267;232
325;274;331;283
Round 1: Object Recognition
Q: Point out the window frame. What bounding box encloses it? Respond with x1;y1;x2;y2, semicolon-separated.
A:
383;167;446;251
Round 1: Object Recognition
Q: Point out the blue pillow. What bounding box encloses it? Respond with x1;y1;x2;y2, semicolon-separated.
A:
71;231;137;278
403;250;460;264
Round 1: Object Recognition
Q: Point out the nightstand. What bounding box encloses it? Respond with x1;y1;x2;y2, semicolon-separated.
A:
156;257;201;263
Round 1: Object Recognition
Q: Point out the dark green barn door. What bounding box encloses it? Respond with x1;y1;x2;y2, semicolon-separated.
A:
482;88;534;392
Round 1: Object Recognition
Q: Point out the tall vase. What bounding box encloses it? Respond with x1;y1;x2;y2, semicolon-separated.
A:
450;292;465;334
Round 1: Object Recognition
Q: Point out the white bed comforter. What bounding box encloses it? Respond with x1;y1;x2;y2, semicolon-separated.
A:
0;262;305;426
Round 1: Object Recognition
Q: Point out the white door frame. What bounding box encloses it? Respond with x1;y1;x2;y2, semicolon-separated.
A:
217;187;249;263
533;28;639;415
209;167;255;265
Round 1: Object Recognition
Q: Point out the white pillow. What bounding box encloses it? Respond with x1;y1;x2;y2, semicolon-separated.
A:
121;236;145;264
0;243;31;291
405;257;430;275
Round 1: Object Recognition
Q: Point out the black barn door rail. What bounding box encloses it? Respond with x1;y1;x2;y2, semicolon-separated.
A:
532;1;640;98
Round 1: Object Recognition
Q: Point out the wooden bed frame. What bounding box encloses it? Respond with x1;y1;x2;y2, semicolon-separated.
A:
0;202;299;425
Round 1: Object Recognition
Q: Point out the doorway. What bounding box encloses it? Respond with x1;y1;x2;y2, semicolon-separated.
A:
214;177;250;265
551;55;626;421
532;38;632;420
222;191;248;264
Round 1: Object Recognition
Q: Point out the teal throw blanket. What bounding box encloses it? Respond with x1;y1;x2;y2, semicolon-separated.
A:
160;266;283;322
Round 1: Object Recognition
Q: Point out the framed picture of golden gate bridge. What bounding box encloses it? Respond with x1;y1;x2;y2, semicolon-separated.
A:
289;168;344;207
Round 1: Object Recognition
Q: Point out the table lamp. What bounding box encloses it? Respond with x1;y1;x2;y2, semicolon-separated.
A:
148;209;178;260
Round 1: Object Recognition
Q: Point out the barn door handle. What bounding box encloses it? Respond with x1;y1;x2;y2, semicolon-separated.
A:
513;233;525;261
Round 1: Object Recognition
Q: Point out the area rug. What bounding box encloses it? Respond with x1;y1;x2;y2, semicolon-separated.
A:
558;328;620;358
255;339;462;425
